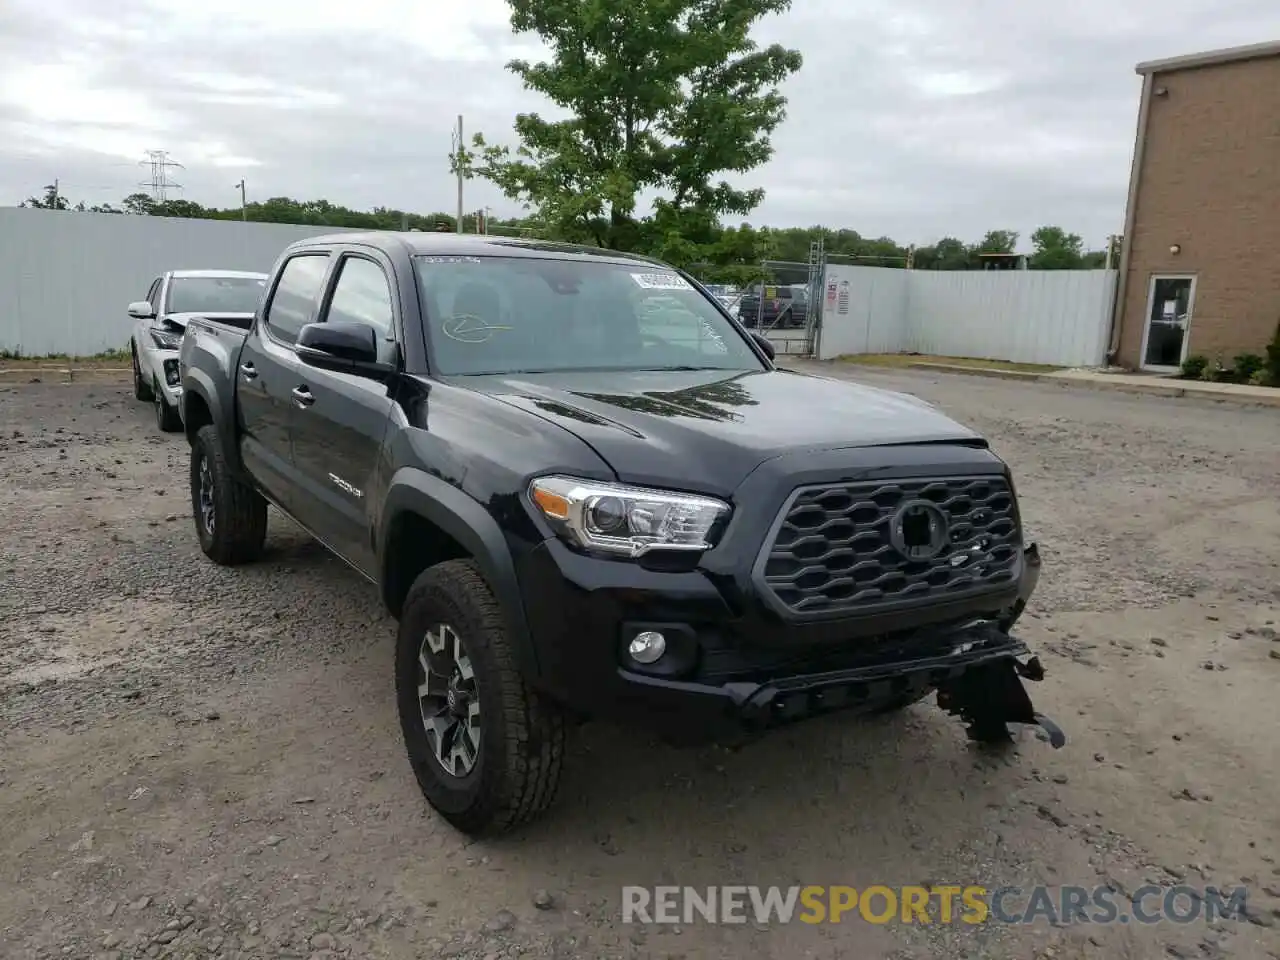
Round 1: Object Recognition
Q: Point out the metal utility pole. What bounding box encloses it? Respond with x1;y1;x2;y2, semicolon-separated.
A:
51;178;59;208
235;179;247;220
455;115;464;234
138;150;184;203
1105;234;1121;270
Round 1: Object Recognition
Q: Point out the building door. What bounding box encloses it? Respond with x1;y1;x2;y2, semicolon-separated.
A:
1140;275;1196;371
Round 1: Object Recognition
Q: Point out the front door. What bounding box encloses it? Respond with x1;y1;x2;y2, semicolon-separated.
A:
237;252;332;510
1141;275;1196;371
287;250;400;575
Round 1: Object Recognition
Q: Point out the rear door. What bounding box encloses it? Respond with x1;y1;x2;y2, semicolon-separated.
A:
236;252;332;511
286;248;400;575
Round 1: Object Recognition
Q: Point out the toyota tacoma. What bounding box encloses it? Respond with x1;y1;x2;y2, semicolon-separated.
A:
178;232;1064;836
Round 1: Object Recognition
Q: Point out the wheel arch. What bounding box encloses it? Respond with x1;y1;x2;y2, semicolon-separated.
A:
181;371;243;474
380;468;540;680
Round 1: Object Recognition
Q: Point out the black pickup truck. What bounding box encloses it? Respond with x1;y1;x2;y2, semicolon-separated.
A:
179;232;1062;836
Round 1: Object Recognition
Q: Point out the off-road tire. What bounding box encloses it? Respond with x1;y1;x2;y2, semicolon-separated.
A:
190;424;267;566
155;380;182;432
396;559;565;836
132;344;153;402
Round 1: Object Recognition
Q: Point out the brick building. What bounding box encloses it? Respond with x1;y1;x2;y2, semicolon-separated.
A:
1111;40;1280;371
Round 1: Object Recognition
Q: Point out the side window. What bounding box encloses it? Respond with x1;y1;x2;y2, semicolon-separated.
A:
325;257;394;338
146;278;162;311
264;255;329;345
634;292;731;357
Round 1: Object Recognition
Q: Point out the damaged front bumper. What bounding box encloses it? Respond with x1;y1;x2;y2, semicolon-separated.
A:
616;544;1064;748
624;621;1064;748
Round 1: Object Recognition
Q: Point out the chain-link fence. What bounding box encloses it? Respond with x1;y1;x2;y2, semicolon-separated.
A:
689;259;821;357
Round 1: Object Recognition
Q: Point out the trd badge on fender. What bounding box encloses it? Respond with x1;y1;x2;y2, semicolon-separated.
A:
328;473;364;499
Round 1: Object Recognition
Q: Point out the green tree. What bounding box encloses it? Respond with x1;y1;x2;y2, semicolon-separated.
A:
121;192;156;215
459;0;803;256
973;229;1018;255
20;184;69;210
1028;225;1085;270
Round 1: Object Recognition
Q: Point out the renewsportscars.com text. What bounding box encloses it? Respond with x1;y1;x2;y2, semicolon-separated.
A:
621;884;1251;926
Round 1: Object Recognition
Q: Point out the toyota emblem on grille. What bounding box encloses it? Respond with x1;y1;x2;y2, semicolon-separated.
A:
889;500;949;560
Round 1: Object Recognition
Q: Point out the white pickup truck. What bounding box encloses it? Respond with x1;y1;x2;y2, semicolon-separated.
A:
129;269;267;431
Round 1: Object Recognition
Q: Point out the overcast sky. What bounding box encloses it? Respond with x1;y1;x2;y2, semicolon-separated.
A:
2;0;1277;251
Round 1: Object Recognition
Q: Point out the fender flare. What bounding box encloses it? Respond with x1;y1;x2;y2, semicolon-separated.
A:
181;368;244;474
380;468;540;679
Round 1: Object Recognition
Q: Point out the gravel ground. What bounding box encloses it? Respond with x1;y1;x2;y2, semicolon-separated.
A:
1;365;1279;960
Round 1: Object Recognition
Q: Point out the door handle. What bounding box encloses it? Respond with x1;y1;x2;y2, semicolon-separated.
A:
239;362;258;380
291;386;315;408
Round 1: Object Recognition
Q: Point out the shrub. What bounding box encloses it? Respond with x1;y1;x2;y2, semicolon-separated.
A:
1180;354;1208;379
1233;353;1265;381
1265;320;1280;384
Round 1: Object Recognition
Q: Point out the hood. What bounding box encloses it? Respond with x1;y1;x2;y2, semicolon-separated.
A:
161;311;255;331
457;367;984;497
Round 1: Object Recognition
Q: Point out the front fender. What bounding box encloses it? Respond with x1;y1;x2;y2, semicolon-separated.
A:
181;369;243;475
380;468;539;679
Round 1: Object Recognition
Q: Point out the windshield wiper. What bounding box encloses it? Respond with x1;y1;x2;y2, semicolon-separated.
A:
639;365;728;372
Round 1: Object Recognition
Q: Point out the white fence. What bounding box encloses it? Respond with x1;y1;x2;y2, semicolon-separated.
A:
817;264;1117;368
0;208;1116;367
0;207;363;356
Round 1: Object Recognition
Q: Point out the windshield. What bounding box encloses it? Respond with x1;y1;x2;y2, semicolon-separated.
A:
413;256;766;376
166;276;266;314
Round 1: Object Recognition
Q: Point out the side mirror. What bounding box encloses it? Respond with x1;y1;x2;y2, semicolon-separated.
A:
295;321;395;380
750;332;775;361
128;301;155;319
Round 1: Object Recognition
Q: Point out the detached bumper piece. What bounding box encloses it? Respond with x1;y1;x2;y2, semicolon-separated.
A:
715;623;1064;749
936;654;1066;749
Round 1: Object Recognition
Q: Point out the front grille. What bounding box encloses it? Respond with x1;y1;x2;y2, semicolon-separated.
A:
760;476;1021;616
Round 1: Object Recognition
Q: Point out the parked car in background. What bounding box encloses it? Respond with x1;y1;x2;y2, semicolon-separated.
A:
701;282;740;311
737;283;809;329
129;270;268;432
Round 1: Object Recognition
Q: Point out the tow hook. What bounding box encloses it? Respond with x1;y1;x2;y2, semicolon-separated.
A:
936;655;1066;749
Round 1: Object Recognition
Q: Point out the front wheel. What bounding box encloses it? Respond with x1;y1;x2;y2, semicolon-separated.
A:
189;424;267;565
396;559;565;835
132;345;153;402
155;383;181;433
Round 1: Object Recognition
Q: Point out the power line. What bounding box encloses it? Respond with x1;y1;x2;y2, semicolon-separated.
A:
138;149;184;203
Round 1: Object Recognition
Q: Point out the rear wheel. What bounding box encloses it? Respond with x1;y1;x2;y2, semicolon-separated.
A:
190;424;267;565
396;559;565;835
132;344;153;402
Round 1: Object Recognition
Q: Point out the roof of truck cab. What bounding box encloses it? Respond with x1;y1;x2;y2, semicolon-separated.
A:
169;269;269;279
290;231;671;267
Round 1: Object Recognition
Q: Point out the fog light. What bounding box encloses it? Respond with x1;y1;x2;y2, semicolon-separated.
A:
628;630;666;664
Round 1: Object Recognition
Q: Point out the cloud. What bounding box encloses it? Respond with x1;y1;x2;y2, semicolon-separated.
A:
1;0;1278;248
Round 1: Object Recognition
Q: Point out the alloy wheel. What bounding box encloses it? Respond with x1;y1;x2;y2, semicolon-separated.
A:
417;623;481;777
197;454;215;536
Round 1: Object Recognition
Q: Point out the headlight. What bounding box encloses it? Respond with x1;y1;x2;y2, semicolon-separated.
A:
528;476;730;558
149;326;183;350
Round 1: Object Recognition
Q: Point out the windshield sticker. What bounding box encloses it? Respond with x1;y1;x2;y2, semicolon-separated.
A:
442;314;512;343
631;272;692;291
419;256;483;264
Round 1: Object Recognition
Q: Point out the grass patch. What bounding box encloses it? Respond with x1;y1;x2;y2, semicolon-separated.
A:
0;347;131;368
836;353;1063;374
